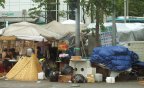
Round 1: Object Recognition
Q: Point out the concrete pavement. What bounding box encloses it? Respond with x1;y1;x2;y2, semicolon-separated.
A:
0;79;143;88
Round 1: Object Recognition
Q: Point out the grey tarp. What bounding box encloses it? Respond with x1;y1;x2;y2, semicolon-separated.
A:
87;23;144;42
118;28;144;42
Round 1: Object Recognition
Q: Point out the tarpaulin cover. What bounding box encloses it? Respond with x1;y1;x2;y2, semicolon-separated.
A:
90;46;139;71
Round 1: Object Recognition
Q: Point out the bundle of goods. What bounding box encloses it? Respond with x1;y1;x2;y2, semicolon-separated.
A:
90;46;139;71
58;65;73;83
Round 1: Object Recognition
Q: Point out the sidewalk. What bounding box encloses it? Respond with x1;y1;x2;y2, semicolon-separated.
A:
0;79;143;88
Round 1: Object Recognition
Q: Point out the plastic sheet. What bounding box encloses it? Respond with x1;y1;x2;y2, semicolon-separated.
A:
90;46;139;71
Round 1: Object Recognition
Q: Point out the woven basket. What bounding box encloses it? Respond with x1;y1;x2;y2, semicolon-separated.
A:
6;54;42;81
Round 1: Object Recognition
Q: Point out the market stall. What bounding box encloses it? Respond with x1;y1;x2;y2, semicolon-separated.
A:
0;22;63;81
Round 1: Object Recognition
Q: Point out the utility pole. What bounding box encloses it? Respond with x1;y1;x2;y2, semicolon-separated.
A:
127;0;129;18
112;0;117;45
75;0;80;55
22;9;27;21
124;0;127;23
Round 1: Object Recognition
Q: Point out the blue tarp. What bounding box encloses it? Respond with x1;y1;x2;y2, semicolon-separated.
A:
90;46;139;71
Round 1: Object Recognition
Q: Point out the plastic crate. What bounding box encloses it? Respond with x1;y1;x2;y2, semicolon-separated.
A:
126;41;144;62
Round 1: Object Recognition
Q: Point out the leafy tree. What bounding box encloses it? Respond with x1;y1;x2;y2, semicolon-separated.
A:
116;0;144;17
64;0;88;22
29;0;59;23
0;0;5;8
65;0;114;46
85;0;114;46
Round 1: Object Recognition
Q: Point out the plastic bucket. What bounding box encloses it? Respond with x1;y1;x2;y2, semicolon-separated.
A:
95;73;103;82
106;77;115;83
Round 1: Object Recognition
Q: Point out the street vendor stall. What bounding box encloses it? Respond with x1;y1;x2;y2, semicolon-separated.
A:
0;21;62;55
0;22;62;81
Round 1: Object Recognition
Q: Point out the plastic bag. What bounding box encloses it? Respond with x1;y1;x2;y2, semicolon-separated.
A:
72;74;87;83
44;68;51;78
49;71;59;82
61;65;73;75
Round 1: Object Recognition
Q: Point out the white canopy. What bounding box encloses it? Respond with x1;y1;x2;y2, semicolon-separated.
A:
2;22;62;41
87;23;144;32
61;19;84;24
0;28;5;35
115;23;144;32
87;23;144;42
42;20;85;36
16;35;47;42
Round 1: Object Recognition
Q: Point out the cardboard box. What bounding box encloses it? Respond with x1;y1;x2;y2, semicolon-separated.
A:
58;75;72;83
87;74;95;83
87;74;94;77
71;56;81;61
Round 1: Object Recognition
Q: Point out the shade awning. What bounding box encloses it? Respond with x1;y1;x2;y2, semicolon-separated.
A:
0;36;16;40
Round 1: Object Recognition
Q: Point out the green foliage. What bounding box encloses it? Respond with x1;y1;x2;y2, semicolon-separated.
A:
100;23;106;32
58;10;67;18
128;0;144;16
0;0;5;8
85;0;114;23
28;8;41;18
115;0;144;17
29;0;58;23
85;0;144;18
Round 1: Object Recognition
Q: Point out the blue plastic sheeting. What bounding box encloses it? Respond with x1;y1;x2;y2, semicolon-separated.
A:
135;62;144;67
90;46;139;71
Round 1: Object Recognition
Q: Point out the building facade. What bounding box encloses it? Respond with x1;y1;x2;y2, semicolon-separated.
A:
0;0;90;28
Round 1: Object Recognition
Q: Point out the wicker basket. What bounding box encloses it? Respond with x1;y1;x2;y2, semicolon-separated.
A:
6;54;42;81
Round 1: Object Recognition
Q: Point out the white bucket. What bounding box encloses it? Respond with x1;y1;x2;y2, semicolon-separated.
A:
38;72;45;80
106;77;115;83
95;73;103;82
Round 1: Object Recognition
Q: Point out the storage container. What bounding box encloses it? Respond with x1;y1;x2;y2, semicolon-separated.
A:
95;73;103;82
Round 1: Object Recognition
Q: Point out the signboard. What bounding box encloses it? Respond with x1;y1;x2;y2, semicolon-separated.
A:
0;11;29;17
100;26;118;46
100;26;113;46
1;12;14;17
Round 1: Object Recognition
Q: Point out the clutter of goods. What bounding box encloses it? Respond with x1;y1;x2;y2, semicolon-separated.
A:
90;46;139;71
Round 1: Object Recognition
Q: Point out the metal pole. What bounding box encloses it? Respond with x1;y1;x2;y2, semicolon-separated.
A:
112;0;117;45
75;0;80;55
124;0;127;23
127;0;129;18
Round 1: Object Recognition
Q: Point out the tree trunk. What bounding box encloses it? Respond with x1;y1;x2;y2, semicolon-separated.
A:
82;5;85;23
95;7;100;47
91;4;94;23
